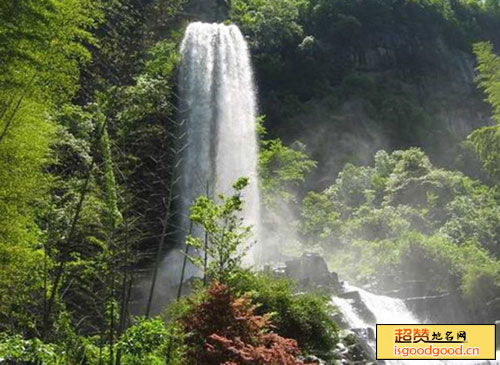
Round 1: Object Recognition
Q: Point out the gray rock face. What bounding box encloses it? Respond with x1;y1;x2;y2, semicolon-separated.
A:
183;0;230;23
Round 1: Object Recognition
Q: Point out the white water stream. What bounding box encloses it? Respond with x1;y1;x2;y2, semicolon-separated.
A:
178;22;261;260
332;283;499;364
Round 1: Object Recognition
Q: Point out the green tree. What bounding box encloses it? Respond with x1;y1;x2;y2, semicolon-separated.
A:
259;127;317;206
258;118;316;259
0;0;100;339
0;0;188;361
471;41;500;178
187;178;253;284
231;0;305;53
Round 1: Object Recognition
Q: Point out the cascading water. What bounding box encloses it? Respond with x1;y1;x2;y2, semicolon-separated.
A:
331;283;419;364
133;21;262;316
332;282;499;364
345;283;419;325
178;22;261;261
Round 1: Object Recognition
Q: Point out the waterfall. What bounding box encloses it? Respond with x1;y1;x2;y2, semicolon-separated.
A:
132;21;261;316
344;283;419;325
178;22;261;261
332;283;499;364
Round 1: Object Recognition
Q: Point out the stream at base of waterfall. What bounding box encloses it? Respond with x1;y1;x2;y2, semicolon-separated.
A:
331;282;499;364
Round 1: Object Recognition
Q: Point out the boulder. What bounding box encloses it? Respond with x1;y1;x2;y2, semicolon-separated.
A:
351;327;375;342
284;253;342;293
339;330;378;364
340;291;362;302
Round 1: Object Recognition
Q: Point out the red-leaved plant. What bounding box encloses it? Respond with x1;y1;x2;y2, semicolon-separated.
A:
182;282;312;365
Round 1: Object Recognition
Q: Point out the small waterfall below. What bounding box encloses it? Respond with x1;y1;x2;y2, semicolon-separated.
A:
332;282;499;364
331;284;419;364
347;283;419;325
178;22;261;260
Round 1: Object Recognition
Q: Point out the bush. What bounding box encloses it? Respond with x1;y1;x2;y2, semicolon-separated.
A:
116;317;168;365
462;260;500;318
229;271;339;361
181;281;309;365
0;334;63;364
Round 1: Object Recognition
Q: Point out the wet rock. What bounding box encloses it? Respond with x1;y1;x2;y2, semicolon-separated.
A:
340;291;361;301
269;263;287;277
339;290;377;324
338;330;378;364
335;341;348;356
351;327;375;342
332;313;345;327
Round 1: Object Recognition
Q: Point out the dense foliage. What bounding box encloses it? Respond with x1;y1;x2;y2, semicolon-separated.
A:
228;271;339;361
470;41;500;179
231;0;500;184
257;119;318;260
0;0;186;362
158;270;339;364
259;118;317;206
0;0;98;338
301;148;500;321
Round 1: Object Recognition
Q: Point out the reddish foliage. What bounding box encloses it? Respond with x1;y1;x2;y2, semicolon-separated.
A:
182;282;311;365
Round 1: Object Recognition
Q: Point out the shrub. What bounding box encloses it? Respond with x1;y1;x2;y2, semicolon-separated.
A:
116;317;168;364
0;334;63;364
229;271;339;361
181;281;310;365
462;260;500;319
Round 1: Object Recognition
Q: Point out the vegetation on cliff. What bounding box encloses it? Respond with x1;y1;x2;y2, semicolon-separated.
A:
231;0;500;185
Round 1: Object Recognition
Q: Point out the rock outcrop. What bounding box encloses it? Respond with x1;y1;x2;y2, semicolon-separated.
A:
183;0;230;23
284;252;342;293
